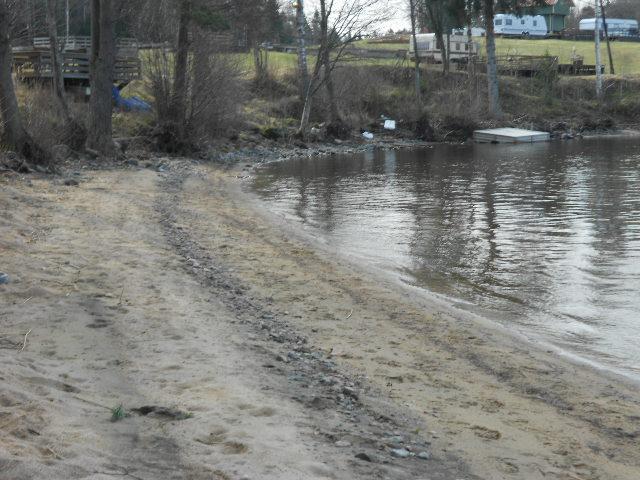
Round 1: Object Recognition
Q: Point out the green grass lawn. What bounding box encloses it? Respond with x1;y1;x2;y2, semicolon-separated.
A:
357;37;640;75
489;38;640;74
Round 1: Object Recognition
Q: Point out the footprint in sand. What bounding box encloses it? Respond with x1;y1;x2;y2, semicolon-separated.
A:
251;406;276;417
195;426;228;446
472;425;502;440
222;441;249;454
481;398;505;413
196;429;248;455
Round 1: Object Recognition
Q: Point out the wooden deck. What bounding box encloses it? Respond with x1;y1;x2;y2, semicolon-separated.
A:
12;37;141;87
474;128;551;143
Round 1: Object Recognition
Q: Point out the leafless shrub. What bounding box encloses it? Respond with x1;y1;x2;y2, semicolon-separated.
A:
146;37;246;151
19;85;88;153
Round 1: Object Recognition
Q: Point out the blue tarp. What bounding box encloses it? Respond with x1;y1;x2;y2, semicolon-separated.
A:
112;86;151;112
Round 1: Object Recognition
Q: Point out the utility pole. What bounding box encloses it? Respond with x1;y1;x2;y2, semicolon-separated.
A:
594;0;603;99
600;0;615;74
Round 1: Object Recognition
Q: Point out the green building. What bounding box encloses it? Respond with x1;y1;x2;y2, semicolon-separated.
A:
533;0;575;34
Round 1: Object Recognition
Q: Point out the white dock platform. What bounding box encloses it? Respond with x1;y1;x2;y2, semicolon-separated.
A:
474;127;550;143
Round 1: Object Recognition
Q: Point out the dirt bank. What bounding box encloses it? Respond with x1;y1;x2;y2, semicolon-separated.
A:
1;157;639;480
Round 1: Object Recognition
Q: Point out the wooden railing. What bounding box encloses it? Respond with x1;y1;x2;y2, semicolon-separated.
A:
12;50;141;84
32;36;139;52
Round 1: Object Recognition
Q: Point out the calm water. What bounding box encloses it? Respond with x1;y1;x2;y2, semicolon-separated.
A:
252;138;640;379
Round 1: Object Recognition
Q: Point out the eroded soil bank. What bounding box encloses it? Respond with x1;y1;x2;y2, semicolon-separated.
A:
1;158;639;480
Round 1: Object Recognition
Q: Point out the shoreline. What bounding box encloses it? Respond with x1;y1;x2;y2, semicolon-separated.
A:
187;161;640;479
236;151;640;390
2;149;640;479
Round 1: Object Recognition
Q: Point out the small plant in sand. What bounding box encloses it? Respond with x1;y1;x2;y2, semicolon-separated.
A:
110;404;127;422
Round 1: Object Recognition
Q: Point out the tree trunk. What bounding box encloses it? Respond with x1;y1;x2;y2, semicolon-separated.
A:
87;0;116;155
444;33;450;74
424;2;446;75
467;23;473;74
253;45;269;83
0;4;43;161
483;0;501;117
171;0;191;132
322;51;340;122
299;85;312;135
295;0;309;102
599;0;615;74
47;0;72;122
190;27;208;128
409;0;421;101
319;0;339;123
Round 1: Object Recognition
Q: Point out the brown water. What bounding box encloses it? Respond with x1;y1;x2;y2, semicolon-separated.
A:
252;138;640;380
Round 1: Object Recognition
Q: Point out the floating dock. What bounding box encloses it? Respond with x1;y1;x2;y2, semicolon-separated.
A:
474;128;551;144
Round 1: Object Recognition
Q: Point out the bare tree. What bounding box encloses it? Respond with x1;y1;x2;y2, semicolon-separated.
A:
47;0;72;121
599;0;615;75
296;0;310;101
409;0;421;101
170;0;191;138
86;0;116;155
420;0;449;74
298;0;389;136
0;0;44;161
483;0;500;116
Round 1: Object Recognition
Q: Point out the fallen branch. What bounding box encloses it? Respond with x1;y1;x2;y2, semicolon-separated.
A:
346;309;353;320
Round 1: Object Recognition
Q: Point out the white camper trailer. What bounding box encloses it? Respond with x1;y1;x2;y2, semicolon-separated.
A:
451;27;486;37
579;18;639;37
409;34;479;62
493;14;548;37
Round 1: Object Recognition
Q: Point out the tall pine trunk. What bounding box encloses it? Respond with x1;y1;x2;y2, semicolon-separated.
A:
483;0;501;117
87;0;116;155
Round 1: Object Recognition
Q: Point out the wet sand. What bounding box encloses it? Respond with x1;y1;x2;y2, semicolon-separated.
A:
1;159;639;480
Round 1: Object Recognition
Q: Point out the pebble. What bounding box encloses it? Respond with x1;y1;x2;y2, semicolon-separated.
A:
342;386;358;399
0;273;8;285
390;448;412;458
63;178;79;186
287;351;300;361
335;440;351;447
417;451;431;460
320;376;337;385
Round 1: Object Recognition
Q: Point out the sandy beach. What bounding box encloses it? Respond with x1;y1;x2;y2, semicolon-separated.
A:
1;158;639;480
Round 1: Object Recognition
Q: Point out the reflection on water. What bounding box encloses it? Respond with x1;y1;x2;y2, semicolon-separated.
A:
252;139;640;379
